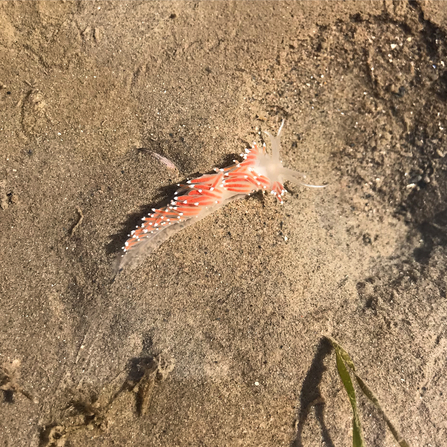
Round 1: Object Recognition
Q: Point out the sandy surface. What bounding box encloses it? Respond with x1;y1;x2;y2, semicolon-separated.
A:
1;1;446;446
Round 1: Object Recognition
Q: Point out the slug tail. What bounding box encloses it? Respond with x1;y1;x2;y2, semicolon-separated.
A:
116;169;248;272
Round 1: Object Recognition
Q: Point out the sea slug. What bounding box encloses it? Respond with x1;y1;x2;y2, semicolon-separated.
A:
116;121;324;272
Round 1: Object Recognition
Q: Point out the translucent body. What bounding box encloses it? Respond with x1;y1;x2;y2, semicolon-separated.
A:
116;122;324;272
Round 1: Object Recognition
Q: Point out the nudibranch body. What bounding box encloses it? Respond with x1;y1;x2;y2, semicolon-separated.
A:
117;121;324;271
